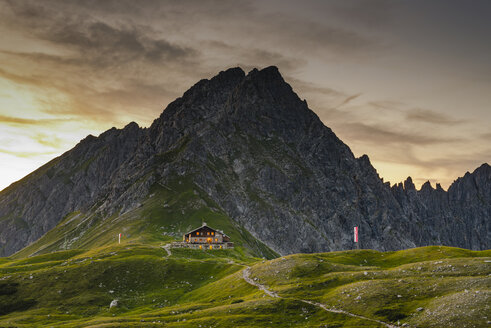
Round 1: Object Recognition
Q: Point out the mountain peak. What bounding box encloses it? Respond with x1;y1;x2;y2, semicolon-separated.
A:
247;65;281;80
404;176;416;191
215;67;246;82
243;66;291;96
1;66;489;258
421;180;433;191
475;162;490;173
182;67;245;100
124;121;140;130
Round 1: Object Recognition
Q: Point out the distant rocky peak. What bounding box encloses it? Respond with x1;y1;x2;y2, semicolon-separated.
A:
421;180;433;191
448;162;491;199
474;162;491;176
403;176;416;191
357;154;372;168
123;121;140;131
451;162;490;184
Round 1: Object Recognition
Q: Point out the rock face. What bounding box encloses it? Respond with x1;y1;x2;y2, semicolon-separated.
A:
109;300;118;309
391;164;491;250
0;66;489;256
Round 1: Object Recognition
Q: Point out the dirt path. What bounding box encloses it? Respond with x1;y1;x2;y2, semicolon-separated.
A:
162;244;172;257
242;266;279;298
241;267;399;328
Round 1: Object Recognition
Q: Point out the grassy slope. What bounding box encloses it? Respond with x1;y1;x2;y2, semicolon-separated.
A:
0;245;489;327
13;175;278;261
249;246;491;328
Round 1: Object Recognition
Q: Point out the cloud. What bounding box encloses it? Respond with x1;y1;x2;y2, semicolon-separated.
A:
0;147;57;158
377;146;476;169
367;100;405;111
286;77;347;98
406;108;465;125
334;93;362;109
34;133;64;149
243;14;376;59
0;0;375;130
2;0;200;72
427;154;491;173
0;114;67;126
319;0;394;28
285;78;359;122
338;122;463;146
480;132;491;140
200;40;307;75
288;20;372;55
1;4;197;68
45;21;196;66
0;65;121;123
0;66;49;88
0;0;209;128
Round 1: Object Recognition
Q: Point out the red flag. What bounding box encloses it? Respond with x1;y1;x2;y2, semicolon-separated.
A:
354;227;358;243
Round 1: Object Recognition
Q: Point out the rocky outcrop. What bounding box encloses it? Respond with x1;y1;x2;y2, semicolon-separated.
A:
0;123;145;256
0;66;489;256
390;163;490;250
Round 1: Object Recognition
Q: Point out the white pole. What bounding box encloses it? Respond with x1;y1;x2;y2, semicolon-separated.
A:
119;233;121;244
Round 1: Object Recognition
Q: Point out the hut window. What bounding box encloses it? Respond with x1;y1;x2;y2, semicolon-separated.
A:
207;232;210;235
196;232;199;235
211;232;214;235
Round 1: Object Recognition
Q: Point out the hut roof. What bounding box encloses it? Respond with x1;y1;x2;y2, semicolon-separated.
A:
184;223;229;237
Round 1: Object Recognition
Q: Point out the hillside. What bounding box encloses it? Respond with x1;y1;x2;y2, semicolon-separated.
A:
0;66;490;257
0;245;489;327
9;175;277;261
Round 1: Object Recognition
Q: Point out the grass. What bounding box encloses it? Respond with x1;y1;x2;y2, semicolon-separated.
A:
0;245;489;327
247;246;491;327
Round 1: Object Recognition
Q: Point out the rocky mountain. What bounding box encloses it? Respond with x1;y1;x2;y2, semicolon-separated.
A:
0;66;489;257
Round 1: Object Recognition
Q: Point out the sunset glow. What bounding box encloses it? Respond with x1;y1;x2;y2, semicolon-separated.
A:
0;0;490;191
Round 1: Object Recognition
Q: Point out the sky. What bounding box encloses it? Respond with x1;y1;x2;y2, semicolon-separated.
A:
0;0;490;191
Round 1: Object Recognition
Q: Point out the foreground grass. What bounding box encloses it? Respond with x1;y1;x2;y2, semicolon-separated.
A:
249;246;491;327
0;245;489;327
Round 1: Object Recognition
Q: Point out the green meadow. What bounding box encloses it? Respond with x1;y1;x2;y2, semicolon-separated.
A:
0;244;489;327
1;175;489;327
